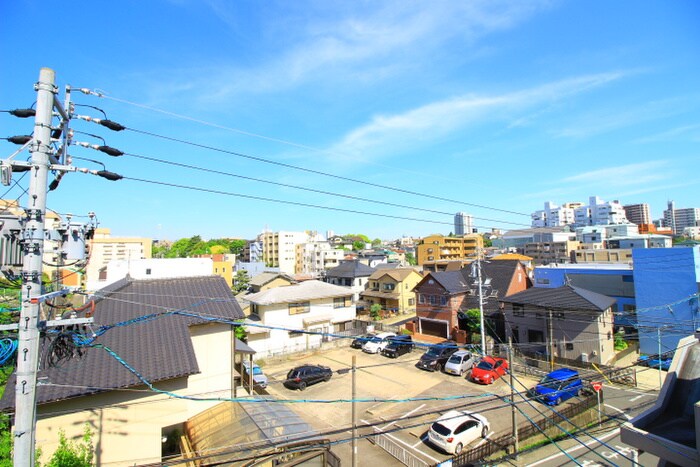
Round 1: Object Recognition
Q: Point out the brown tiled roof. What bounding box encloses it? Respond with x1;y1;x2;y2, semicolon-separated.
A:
0;275;244;410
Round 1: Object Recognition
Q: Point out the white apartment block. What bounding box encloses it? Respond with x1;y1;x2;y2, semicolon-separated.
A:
532;197;628;228
261;230;319;274
664;201;700;236
89;257;214;291
454;212;474;235
295;241;344;276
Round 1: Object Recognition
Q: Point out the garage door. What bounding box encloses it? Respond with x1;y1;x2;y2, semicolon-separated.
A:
420;319;448;338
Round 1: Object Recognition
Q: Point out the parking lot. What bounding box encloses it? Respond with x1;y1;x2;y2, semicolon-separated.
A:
261;345;547;465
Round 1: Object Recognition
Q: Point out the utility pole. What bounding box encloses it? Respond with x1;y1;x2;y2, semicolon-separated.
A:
657;327;663;389
476;255;486;356
548;309;554;372
14;67;54;467
508;337;518;459
352;355;357;467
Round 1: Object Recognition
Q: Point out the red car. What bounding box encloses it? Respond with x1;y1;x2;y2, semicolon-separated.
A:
470;356;508;384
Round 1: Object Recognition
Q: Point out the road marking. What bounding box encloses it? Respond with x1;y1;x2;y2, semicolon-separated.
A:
526;428;620;466
630;395;643;402
474;431;493;448
412;434;428;448
381;403;426;430
605;404;632;420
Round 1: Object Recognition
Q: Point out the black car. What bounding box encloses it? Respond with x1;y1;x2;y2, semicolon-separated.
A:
416;344;459;372
381;335;414;358
284;364;333;390
350;333;376;349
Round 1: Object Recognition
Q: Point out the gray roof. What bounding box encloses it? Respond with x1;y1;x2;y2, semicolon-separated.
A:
423;271;471;294
500;285;616;312
0;275;244;410
463;260;532;313
325;260;375;278
245;280;351;305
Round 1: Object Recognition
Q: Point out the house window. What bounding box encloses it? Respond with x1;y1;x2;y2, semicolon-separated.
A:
289;330;304;338
289;302;310;315
513;304;524;317
440;296;447;306
334;297;350;308
566;343;574;351
383;283;395;291
419;294;426;304
536;278;550;285
408;298;415;306
145;268;152;275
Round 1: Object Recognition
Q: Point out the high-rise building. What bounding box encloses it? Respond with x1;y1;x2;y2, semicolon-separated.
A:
663;201;700;236
454;212;473;235
623;203;651;226
532;196;628;228
261;230;315;274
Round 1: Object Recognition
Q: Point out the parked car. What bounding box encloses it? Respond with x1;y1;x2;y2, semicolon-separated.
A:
470;356;508;384
444;350;479;376
416;344;459;372
381;335;414;358
362;332;397;354
284;364;333;390
427;410;490;455
241;361;268;389
350;333;376;349
646;356;672;371
532;368;583;405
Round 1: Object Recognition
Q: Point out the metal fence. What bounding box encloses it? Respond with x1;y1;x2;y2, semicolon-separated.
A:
372;426;429;467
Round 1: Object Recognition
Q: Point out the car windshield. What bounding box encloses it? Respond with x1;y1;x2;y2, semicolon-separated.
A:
448;354;462;363
425;346;446;357
252;367;263;375
476;360;494;370
430;422;452;437
368;336;382;343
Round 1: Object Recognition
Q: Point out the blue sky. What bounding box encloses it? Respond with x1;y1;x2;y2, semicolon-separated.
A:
2;0;699;241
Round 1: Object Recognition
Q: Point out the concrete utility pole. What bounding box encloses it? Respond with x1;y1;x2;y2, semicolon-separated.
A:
351;355;357;467
476;256;486;356
14;67;55;467
508;337;519;459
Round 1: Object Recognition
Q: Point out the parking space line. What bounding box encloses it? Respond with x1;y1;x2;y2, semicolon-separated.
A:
474;431;493;448
361;418;441;463
381;403;426;430
412;434;428;448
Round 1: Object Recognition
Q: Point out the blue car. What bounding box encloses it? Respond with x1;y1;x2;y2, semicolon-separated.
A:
533;368;583;405
646;357;672;371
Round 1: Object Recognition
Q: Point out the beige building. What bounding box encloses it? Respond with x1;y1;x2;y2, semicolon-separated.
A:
360;268;423;315
415;234;483;266
523;240;580;264
295;241;344;276
85;228;151;290
573;248;633;263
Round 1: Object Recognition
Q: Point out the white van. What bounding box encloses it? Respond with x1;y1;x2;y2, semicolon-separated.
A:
444;350;478;376
362;332;397;354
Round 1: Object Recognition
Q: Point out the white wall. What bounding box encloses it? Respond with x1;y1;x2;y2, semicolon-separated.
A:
88;258;214;291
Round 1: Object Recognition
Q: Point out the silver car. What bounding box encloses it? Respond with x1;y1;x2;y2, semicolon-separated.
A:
444;350;478;376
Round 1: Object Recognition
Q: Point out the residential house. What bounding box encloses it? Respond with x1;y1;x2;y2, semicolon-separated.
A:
533;263;636;331
324;260;375;302
0;275;246;466
411;260;531;341
245;280;356;358
360;268;423;315
500;285;616;365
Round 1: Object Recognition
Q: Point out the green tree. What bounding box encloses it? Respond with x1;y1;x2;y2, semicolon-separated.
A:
371;238;382;247
464;308;481;333
405;253;417;266
209;244;228;255
45;426;94;467
352;240;365;251
232;270;250;293
370;303;382;321
0;413;11;467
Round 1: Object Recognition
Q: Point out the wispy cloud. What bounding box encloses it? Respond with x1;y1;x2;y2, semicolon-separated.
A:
327;72;625;161
562;161;670;187
633;123;700;143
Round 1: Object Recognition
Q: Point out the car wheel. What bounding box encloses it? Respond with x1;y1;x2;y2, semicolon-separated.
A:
324;374;331;382
454;442;463;454
482;426;488;438
555;396;562;405
299;381;307;391
577;388;583;397
435;363;442;372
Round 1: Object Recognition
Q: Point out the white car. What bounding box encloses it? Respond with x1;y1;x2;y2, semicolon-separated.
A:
444;350;478;376
362;332;396;354
428;410;489;455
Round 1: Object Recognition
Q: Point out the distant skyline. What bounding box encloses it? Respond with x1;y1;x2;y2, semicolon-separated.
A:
2;1;699;241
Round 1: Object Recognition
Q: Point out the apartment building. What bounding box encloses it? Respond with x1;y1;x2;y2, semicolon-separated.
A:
523;240;581;265
85;228;152;291
295;241;344;276
623;203;651;226
261;231;313;275
415;234;483;267
531;196;628;228
663;201;700;236
454;212;474;235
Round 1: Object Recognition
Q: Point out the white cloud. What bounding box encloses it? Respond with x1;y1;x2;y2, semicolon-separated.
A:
562;161;669;187
633;123;700;143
